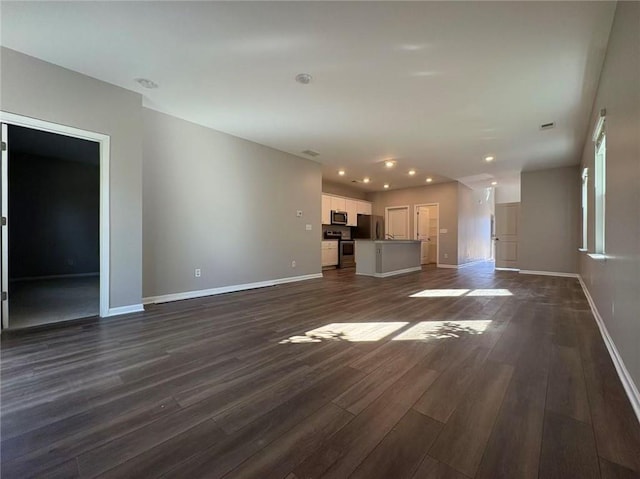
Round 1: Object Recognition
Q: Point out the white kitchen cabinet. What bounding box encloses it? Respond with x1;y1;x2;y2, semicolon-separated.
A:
321;240;339;267
321;194;372;225
330;196;346;212
345;199;358;226
356;200;372;216
321;195;332;225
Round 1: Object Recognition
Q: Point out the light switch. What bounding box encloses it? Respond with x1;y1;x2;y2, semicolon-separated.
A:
440;228;448;234
296;210;303;217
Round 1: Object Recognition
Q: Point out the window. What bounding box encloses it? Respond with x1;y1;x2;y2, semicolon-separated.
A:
593;110;606;254
581;167;588;250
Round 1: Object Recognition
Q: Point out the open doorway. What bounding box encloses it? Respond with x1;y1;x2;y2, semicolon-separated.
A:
1;114;110;330
414;203;439;266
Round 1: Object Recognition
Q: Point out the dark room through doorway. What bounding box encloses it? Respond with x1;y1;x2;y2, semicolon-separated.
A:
4;124;100;329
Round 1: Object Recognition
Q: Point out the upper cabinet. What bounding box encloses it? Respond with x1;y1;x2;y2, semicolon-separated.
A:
322;193;372;225
321;195;332;225
356;201;372;216
345;199;358;226
330;196;346;212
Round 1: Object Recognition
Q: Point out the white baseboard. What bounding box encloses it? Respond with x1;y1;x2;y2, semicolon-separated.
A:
356;266;422;278
458;259;490;269
106;304;145;317
519;270;579;278
437;259;489;270
143;273;323;305
578;275;640;424
495;267;520;272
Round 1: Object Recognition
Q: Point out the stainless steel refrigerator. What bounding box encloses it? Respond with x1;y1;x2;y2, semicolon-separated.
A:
354;214;384;240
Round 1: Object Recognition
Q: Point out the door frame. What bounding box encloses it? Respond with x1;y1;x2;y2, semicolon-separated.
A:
414;203;440;267
1;111;111;324
384;205;410;240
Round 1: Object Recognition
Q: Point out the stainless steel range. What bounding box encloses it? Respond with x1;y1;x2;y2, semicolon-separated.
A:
324;230;355;268
339;240;355;268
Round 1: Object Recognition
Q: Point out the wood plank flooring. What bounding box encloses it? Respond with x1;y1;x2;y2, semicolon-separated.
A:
2;263;640;478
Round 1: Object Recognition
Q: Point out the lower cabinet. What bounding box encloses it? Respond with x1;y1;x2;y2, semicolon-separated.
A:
321;241;339;267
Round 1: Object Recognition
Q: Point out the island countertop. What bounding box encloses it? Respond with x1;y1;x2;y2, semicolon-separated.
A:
355;240;422;277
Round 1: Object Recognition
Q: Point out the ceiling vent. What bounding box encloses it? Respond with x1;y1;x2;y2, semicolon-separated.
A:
302;149;320;157
540;122;555;130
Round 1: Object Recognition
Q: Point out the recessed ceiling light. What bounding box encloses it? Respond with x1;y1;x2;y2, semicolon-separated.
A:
363;177;371;184
408;169;416;176
383;183;390;189
338;169;345;176
426;177;433;183
384;160;396;168
135;78;158;89
491;181;498;186
295;73;312;84
485;156;495;162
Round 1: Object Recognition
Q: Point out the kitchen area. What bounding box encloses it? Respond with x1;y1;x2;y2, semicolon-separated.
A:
321;193;422;277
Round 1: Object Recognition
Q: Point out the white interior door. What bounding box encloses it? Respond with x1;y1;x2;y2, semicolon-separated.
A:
386;207;409;239
427;205;439;263
1;123;8;329
495;202;519;269
416;204;439;265
416;206;430;264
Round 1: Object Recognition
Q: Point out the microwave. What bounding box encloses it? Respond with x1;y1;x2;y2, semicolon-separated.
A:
331;210;348;225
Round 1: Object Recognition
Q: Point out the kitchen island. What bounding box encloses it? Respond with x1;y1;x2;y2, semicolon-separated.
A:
355;240;422;277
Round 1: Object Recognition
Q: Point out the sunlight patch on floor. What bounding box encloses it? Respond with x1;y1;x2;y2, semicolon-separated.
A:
466;289;513;297
392;320;492;340
279;322;408;344
409;288;512;298
410;289;470;297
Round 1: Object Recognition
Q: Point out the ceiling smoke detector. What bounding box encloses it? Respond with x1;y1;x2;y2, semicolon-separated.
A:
540;122;556;130
135;78;159;89
295;73;312;84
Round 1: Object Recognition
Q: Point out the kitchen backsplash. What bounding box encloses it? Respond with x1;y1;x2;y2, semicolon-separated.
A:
322;224;352;239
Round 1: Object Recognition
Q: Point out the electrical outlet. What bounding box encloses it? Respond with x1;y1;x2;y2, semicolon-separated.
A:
194;268;201;277
306;224;312;231
291;260;296;268
444;253;448;259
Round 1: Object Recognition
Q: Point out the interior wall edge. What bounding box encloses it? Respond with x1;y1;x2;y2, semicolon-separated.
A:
578;275;640;425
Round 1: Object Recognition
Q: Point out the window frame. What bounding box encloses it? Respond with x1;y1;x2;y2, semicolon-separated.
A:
592;110;606;255
581;167;588;251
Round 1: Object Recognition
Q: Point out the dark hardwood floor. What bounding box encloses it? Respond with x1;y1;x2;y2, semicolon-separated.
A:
2;263;639;478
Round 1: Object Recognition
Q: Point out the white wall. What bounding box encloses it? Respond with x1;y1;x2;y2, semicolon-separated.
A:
579;2;640;395
520;166;580;274
142;108;322;299
1;48;143;309
495;183;521;204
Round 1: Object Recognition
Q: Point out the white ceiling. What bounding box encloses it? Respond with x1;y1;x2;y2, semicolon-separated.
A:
0;1;615;192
